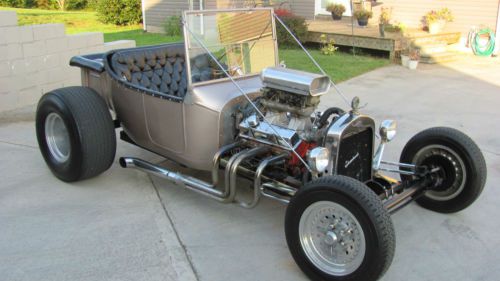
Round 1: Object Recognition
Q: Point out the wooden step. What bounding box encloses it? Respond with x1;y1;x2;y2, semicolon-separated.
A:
420;51;461;64
411;32;461;47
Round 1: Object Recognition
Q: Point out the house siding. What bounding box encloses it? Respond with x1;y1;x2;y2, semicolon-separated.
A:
144;0;499;33
381;0;498;33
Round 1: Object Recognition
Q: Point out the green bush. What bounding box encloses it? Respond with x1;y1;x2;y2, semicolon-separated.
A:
275;13;308;48
163;15;182;37
0;0;36;8
96;0;142;25
66;0;87;10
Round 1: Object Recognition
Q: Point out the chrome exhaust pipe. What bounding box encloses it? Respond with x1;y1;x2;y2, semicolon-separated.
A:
119;157;229;201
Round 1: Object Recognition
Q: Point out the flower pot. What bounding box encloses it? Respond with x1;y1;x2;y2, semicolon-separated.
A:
357;18;369;27
331;13;342;20
408;60;419;70
401;55;410;67
428;20;446;34
379;24;385;37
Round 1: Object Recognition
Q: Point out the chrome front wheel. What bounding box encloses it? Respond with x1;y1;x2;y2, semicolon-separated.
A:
285;176;395;281
299;201;366;276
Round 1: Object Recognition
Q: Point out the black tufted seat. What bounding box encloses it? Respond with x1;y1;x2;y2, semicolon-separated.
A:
110;43;188;98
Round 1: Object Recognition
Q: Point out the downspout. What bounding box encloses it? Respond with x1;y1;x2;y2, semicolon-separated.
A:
141;0;146;31
495;0;500;55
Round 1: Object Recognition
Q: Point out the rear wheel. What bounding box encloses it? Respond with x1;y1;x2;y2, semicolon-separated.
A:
285;176;395;281
36;87;116;182
400;127;487;213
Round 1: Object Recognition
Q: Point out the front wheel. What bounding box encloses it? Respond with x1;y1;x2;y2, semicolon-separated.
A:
285;176;395;281
400;127;487;213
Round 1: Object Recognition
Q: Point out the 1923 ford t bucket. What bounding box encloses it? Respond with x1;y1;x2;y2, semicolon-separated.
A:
35;8;487;281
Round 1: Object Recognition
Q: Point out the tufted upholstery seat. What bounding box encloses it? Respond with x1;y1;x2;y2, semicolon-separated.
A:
110;43;188;98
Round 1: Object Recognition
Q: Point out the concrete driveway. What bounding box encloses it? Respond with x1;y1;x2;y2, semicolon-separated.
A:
1;57;499;281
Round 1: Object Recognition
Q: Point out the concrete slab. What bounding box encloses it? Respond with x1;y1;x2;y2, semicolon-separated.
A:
1;56;499;281
0;126;197;281
151;57;500;281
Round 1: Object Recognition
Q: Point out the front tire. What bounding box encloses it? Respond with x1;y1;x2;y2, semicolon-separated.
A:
400;127;487;213
285;176;395;281
36;87;116;182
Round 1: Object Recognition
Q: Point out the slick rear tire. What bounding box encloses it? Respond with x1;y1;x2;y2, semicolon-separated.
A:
36;87;116;182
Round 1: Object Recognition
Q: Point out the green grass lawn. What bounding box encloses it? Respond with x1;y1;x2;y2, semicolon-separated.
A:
1;7;390;82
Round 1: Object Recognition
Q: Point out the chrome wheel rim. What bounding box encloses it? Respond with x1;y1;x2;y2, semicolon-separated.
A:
413;144;466;201
45;112;71;163
299;201;366;276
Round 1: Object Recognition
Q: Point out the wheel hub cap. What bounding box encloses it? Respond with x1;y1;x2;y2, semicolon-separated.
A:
299;201;366;276
413;145;466;201
45;112;71;163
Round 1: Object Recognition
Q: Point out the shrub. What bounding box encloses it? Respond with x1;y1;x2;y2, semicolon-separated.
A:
96;0;142;25
35;0;57;9
163;15;182;37
379;7;391;25
425;8;453;24
326;4;345;16
353;9;373;20
0;0;36;8
275;13;308;48
66;0;87;10
319;34;338;55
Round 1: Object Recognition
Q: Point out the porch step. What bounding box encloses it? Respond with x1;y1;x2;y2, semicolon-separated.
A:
411;32;461;47
416;43;462;56
420;51;461;64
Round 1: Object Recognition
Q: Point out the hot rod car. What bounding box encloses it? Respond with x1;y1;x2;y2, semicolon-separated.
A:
35;8;487;281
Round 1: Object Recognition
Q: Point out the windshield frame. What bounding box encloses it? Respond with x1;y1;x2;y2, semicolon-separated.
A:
182;8;279;87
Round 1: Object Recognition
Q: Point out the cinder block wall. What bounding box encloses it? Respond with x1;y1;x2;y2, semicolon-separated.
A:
0;11;136;113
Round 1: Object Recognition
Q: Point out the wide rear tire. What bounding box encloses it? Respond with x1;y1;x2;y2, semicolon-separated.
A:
36;87;116;182
400;127;487;213
285;176;395;281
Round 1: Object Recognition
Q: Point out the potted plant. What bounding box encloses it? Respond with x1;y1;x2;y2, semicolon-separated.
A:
384;22;406;38
326;3;346;21
408;49;420;70
354;9;373;27
379;7;391;37
425;8;453;34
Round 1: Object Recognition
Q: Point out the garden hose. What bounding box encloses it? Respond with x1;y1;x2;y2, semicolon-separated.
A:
468;27;495;57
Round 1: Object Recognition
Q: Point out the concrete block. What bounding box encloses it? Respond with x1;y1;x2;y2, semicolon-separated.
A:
103;40;136;52
45;37;68;54
83;32;104;47
0;11;17;27
19;25;34;43
46;67;69;84
40;82;63;94
0;26;34;44
25;56;46;73
32;24;65;41
0;61;11;77
59;50;79;67
18;86;41;106
67;33;90;50
40;54;60;69
0;26;20;45
0;44;23;61
0;91;18;112
79;45;105;55
23;41;46;58
0;76;17;92
64;68;82;86
10;59;27;75
67;32;104;50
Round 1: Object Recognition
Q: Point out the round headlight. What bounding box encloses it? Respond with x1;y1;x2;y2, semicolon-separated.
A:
380;120;397;142
307;147;330;173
